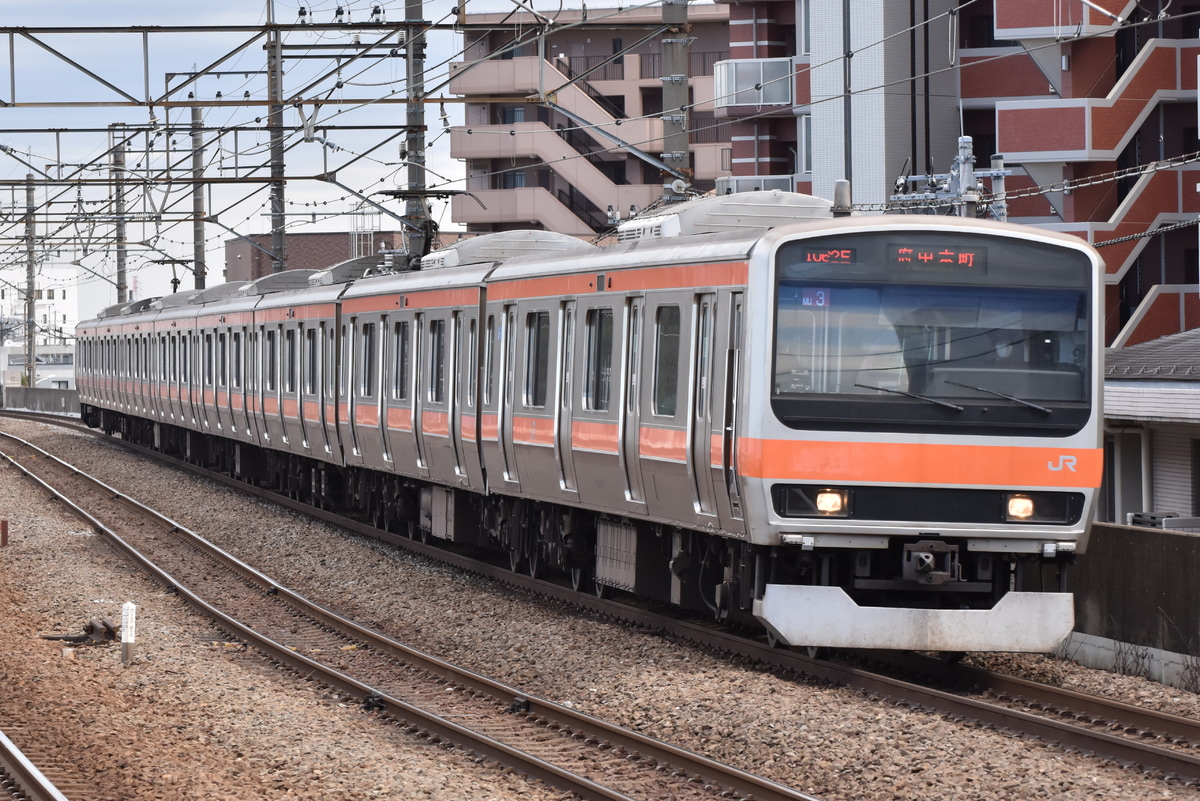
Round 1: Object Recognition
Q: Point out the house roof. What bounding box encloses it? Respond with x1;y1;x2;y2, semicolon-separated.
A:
1106;328;1200;382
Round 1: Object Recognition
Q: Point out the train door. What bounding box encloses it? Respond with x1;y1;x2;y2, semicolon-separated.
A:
689;293;718;518
447;310;464;478
555;300;578;493
457;312;483;487
620;296;646;504
637;296;701;524
299;324;319;452
321;322;339;458
714;292;746;532
235;326;252;438
374;316;392;466
498;304;519;486
341;320;362;462
381;316;420;475
412;312;429;470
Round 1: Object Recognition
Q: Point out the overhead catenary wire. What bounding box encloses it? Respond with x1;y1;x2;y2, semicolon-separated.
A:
2;2;1199;281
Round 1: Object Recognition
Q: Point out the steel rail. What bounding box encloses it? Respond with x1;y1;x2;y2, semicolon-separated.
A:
0;728;70;801
45;419;1200;783
0;424;824;801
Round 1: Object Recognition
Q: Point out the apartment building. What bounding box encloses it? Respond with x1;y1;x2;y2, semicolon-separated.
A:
714;0;1199;345
449;4;732;235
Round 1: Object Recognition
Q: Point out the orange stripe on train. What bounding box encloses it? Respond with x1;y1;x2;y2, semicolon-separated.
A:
736;439;1103;488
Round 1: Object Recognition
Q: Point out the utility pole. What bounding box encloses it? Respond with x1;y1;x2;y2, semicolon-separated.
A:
192;104;208;289
23;174;36;389
266;1;287;272
404;0;429;264
660;0;691;203
110;125;128;303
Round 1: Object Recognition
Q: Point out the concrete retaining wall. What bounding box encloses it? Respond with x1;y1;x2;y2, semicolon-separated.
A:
2;387;80;415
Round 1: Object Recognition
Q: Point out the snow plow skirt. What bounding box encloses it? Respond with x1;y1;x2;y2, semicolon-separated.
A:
754;585;1073;653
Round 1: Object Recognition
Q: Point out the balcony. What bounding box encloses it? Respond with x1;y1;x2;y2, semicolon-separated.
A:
450;186;596;236
715;174;799;194
995;39;1199;162
714;57;793;109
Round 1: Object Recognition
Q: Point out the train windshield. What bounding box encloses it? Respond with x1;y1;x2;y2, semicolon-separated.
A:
771;231;1094;435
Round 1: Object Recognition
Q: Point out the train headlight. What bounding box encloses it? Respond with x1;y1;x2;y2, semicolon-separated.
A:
815;489;849;516
1006;495;1035;520
1003;493;1070;524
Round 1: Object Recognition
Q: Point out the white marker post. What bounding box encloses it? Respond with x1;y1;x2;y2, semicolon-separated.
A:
121;602;136;665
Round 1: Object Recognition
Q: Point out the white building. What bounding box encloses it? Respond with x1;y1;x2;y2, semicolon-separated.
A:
0;263;83;388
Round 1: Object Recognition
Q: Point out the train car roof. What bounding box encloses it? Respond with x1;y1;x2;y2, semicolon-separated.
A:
485;228;766;283
615;190;833;242
419;230;593;269
340;259;496;299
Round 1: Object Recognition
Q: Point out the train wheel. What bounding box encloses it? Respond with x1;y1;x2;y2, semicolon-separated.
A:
593;580;611;600
569;567;586;592
527;544;542;579
508;545;524;572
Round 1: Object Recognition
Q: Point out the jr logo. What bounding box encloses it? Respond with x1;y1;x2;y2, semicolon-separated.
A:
1048;455;1077;472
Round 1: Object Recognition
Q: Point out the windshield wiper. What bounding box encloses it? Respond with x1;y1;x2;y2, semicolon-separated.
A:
854;383;963;411
944;379;1052;414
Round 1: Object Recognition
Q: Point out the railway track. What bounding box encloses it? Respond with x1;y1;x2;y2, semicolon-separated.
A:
0;425;821;801
6;411;1200;785
0;727;71;801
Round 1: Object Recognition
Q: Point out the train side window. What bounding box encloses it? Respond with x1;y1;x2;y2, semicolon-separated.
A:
232;331;243;389
524;310;550;408
483;314;496;406
361;322;377;397
266;329;278;392
181;337;189;382
204;333;214;385
304;328;317;394
285;328;298;393
429;318;446;403
696;301;711;418
585;307;613;411
218;332;228;387
323;324;336;397
160;336;168;380
392;321;410;401
339;325;350;396
466;318;477;409
653;305;681;416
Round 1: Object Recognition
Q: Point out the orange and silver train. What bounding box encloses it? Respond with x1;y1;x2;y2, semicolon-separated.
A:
77;191;1104;652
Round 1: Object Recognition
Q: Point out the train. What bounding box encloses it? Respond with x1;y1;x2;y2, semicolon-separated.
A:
76;190;1105;653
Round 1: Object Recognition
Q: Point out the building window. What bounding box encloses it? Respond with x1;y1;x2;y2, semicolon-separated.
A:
800;114;812;174
502;170;527;189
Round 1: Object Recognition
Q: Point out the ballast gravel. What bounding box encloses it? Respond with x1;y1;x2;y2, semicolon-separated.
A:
0;418;1196;801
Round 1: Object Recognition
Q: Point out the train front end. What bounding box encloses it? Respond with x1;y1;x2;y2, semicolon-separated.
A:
744;217;1104;652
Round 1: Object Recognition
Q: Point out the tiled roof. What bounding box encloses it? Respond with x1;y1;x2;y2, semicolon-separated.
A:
1106;328;1200;381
